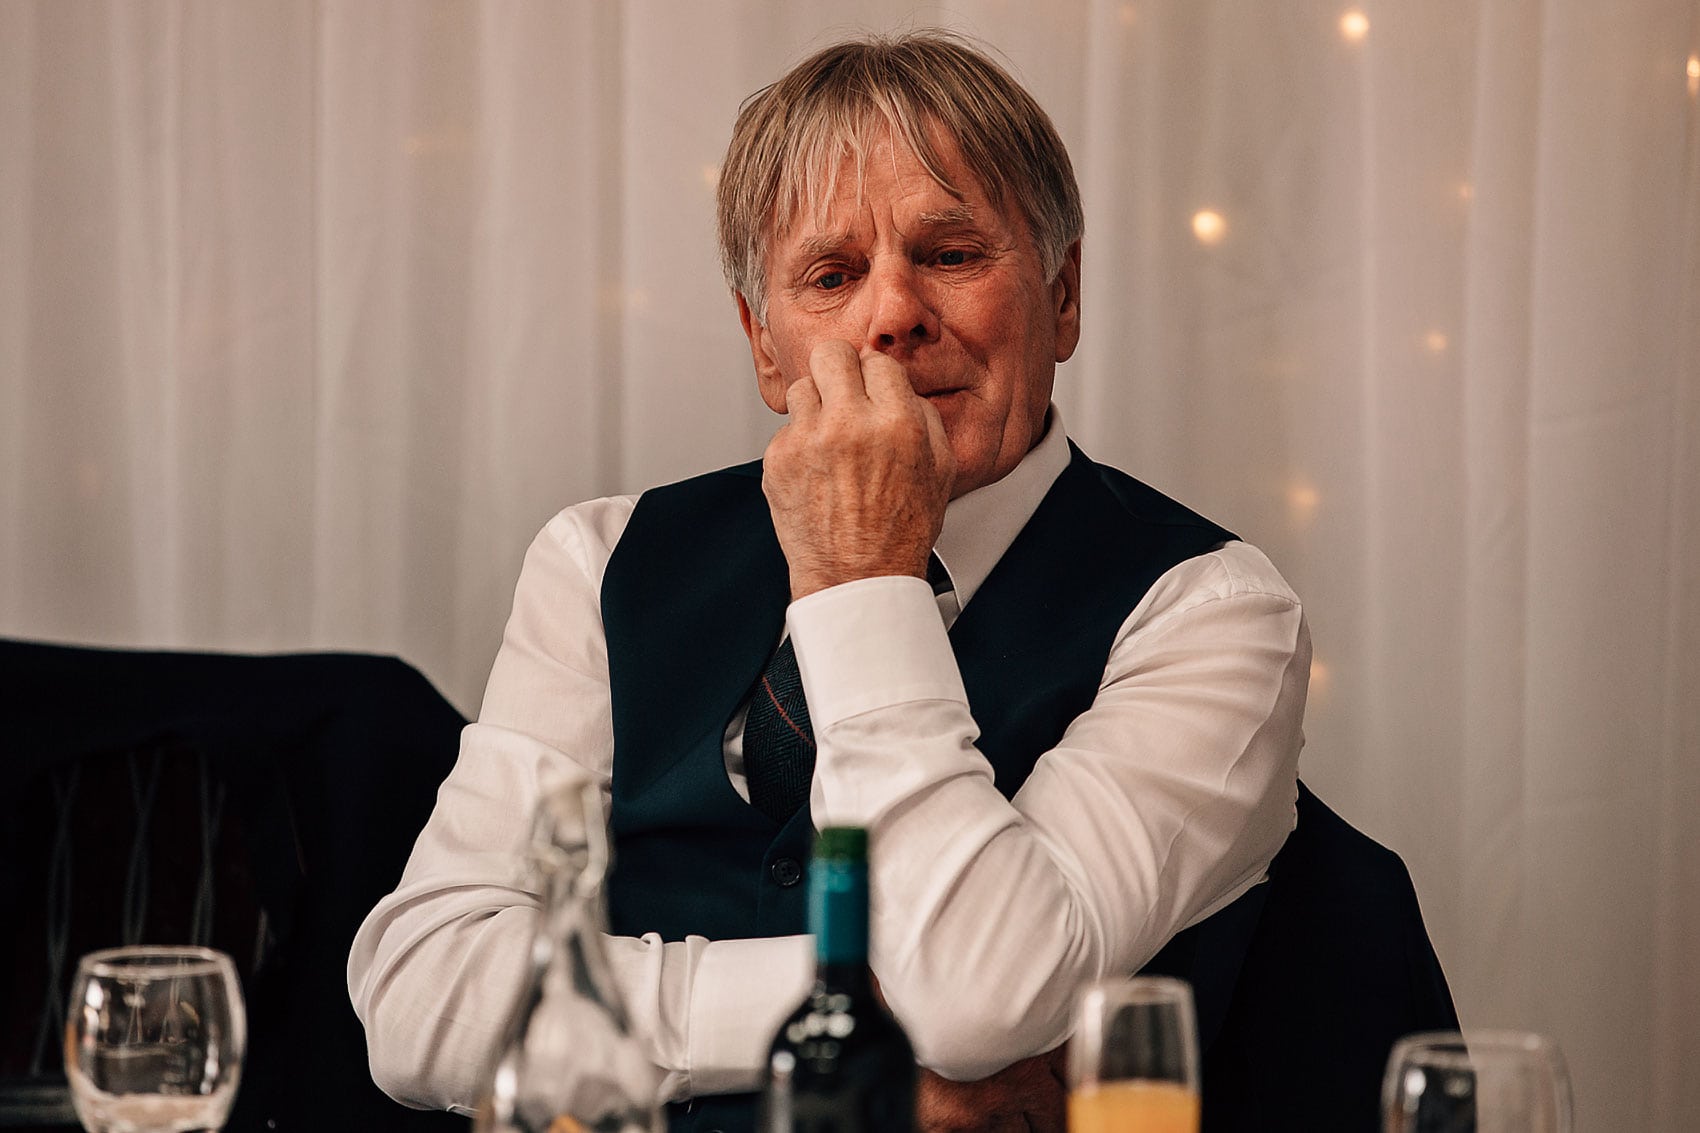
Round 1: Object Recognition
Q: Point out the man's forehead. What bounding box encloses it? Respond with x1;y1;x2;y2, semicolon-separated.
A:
770;123;994;232
788;203;985;258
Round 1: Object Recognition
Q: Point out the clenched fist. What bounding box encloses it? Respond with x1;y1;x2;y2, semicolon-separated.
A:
762;340;956;600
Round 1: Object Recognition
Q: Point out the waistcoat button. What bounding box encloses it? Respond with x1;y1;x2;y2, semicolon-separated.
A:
769;856;802;887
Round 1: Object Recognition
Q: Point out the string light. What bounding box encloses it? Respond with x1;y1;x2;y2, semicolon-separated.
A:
1191;209;1227;245
599;285;652;312
1286;482;1320;527
1424;330;1450;354
701;165;720;192
1688;54;1699;98
1118;4;1137;27
1309;658;1331;695
1339;10;1369;43
1457;182;1475;203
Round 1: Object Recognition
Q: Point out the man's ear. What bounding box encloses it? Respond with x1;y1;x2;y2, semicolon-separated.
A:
1052;240;1082;363
737;293;790;414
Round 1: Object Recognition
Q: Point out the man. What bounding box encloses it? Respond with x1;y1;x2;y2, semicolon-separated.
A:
349;31;1309;1133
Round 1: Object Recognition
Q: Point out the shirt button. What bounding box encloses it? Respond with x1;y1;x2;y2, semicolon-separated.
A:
770;857;803;887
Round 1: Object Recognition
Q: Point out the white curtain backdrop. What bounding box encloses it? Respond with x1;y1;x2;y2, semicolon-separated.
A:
3;1;1697;1126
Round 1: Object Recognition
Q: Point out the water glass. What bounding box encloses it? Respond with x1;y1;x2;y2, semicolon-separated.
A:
1383;1030;1572;1132
65;946;247;1133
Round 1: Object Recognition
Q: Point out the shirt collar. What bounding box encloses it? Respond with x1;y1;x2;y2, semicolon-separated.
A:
933;405;1070;615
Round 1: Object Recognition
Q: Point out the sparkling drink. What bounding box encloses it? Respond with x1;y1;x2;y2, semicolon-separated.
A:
1067;1080;1200;1133
1068;977;1200;1133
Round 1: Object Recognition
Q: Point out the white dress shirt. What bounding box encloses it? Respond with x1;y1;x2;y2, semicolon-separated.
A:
347;410;1310;1113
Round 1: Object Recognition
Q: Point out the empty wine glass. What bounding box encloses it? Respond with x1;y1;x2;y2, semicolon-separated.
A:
64;946;247;1133
1383;1030;1572;1133
1067;976;1201;1133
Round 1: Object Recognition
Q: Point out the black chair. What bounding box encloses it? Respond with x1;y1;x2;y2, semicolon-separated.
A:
1143;781;1461;1131
0;639;470;1132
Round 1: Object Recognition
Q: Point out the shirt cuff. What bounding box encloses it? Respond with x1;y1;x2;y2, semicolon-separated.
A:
786;575;966;728
685;935;814;1095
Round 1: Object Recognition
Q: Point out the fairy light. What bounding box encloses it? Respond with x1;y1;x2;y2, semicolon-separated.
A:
1192;209;1227;245
1687;54;1699;98
1340;10;1369;43
1425;330;1450;354
1309;658;1331;695
1286;482;1321;527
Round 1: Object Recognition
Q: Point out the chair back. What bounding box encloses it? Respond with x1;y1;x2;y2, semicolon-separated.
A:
0;640;470;1132
1143;781;1460;1131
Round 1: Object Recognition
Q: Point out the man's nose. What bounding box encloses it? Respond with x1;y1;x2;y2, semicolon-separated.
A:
863;260;939;356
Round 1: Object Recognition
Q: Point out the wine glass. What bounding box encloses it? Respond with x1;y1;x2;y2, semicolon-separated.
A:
64;946;247;1133
1383;1030;1572;1132
1067;976;1201;1133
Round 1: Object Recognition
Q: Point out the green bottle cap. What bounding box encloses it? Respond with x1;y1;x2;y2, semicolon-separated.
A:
813;826;868;861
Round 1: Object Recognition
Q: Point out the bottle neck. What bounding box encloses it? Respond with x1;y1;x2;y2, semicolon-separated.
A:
812;961;877;999
809;855;869;970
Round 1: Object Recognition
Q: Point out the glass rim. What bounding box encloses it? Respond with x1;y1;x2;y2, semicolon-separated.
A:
1390;1029;1566;1071
1070;974;1200;1091
76;945;237;981
1078;974;1195;1007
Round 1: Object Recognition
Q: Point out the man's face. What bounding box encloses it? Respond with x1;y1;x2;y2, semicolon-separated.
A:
738;129;1081;499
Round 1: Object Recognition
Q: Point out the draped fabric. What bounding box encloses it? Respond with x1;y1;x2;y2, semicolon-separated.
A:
2;1;1696;1126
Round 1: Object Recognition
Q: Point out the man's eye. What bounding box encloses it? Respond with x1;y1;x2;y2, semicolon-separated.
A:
936;249;972;267
814;271;848;291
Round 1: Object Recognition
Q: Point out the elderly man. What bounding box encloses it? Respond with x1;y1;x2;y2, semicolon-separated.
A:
349;31;1309;1133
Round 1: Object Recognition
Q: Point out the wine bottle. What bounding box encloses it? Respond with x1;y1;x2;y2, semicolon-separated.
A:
475;777;662;1133
760;826;916;1132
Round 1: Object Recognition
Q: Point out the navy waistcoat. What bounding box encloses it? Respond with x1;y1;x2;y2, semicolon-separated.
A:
600;443;1234;1133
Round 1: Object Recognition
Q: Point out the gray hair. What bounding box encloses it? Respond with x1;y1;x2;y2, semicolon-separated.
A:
716;31;1084;324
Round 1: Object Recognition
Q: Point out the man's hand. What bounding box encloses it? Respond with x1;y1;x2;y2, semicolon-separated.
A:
761;340;956;600
916;1047;1068;1133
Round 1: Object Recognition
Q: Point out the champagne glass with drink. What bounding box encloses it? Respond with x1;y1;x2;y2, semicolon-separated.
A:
1067;976;1200;1133
64;945;246;1133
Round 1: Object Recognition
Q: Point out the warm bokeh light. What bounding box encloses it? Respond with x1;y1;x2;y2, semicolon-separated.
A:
1339;10;1369;43
700;164;720;192
1457;182;1475;202
1286;482;1320;527
1309;659;1331;695
599;284;652;313
1425;330;1449;354
1118;4;1137;27
1191;209;1227;245
1688;54;1699;98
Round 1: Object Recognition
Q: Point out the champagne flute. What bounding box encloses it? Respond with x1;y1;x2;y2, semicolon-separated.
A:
1383;1030;1572;1133
64;946;247;1133
1067;976;1201;1133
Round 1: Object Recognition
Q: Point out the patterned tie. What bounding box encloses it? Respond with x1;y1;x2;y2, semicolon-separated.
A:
744;554;953;823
